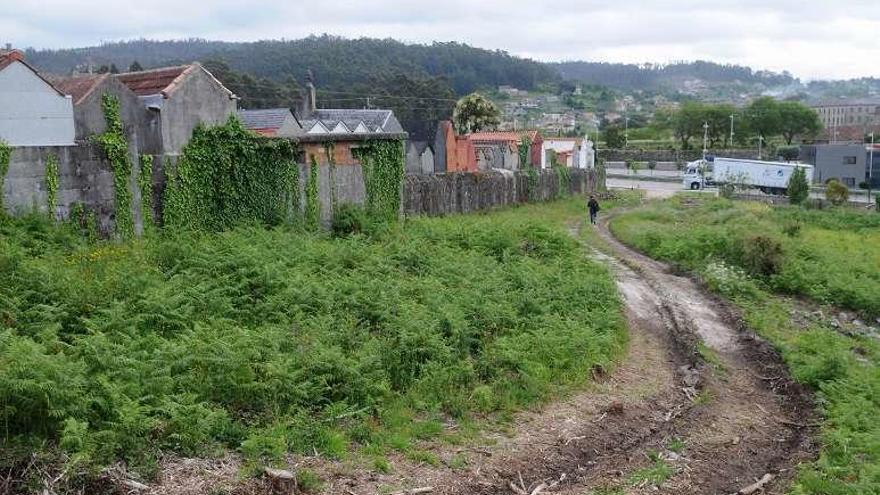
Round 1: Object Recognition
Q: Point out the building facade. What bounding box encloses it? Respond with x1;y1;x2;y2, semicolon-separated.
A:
0;50;75;147
812;99;880;142
800;143;880;187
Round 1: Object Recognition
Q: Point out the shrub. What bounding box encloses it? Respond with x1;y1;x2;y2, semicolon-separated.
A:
718;182;736;199
330;203;383;237
782;221;801;237
787;167;810;205
825;179;849;205
740;235;784;277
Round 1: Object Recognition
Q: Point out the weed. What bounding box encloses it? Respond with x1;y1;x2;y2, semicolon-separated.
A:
404;450;440;466
296;469;322;493
448;454;468;470
628;453;673;486
372;456;392;474
667;438;686;454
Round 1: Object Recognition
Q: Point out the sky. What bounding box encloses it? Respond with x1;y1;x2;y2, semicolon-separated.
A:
4;0;880;81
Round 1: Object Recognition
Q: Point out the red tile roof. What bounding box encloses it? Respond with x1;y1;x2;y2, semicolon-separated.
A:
51;74;109;105
116;65;193;96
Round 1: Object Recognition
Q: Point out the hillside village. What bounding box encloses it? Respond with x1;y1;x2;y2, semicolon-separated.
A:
2;26;880;495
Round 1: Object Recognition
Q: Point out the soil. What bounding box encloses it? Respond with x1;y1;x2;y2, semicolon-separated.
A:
142;215;818;495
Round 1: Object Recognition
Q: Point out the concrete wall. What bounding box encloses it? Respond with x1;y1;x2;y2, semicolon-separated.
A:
474;143;518;171
160;68;237;155
402;168;601;217
0;62;75;147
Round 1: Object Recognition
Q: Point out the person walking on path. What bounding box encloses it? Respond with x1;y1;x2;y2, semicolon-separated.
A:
588;195;600;225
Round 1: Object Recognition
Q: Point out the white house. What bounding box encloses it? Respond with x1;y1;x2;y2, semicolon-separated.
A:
541;137;582;169
0;50;75;146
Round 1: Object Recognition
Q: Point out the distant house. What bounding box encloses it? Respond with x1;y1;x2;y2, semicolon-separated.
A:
52;73;153;149
432;122;542;173
800;143;880;188
117;63;238;154
0;49;74;146
542;137;582;168
237;108;302;138
405;141;434;175
296;76;406;165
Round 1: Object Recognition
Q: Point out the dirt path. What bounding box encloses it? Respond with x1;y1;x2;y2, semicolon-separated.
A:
150;216;816;495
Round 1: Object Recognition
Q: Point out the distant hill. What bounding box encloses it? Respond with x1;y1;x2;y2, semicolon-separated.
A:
551;60;797;92
24;36;560;96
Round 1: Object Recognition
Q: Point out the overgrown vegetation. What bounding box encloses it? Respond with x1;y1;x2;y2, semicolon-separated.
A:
359;140;405;221
787;167;810;205
612;197;880;493
0;198;624;490
45;153;59;216
95;94;134;238
163;117;298;231
0;140;10;214
138;154;154;231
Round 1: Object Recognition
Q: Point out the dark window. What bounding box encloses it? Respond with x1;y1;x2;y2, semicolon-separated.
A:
843;156;857;165
843;177;856;188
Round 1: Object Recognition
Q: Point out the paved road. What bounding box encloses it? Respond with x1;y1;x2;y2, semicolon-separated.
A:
608;177;876;205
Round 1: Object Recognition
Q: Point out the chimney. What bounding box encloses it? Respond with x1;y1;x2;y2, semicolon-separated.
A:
301;69;316;116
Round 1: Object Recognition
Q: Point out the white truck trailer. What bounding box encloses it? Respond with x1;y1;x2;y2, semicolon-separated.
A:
682;158;814;195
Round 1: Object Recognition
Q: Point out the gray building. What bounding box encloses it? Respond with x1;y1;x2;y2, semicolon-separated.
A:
52;73;158;152
116;63;238;155
801;143;880;187
237;108;302;138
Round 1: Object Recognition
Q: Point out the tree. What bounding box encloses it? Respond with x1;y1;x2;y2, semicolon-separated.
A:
670;101;706;150
603;124;626;149
109;63;120;74
743;96;783;142
705;103;737;148
825;179;849;205
452;92;501;134
787;167;810;205
129;61;143;72
97;65;110;74
777;101;822;144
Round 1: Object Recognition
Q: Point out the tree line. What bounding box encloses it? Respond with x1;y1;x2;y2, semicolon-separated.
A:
654;97;821;149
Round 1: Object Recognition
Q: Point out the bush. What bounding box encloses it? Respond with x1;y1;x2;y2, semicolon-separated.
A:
330;203;383;237
825;180;849;205
787;167;810;205
740;235;784;277
782;221;801;237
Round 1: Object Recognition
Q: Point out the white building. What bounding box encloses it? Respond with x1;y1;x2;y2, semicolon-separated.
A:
541;137;582;169
0;50;75;146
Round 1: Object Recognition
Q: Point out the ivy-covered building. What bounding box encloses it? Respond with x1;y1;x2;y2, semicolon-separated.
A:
117;63;238;155
51;73;156;151
237;108;302;138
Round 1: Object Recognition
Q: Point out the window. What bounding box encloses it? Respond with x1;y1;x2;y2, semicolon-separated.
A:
843;177;856;188
843;156;857;165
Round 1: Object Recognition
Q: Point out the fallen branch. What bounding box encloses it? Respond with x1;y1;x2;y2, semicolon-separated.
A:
390;488;433;495
564;435;587;445
736;473;774;495
529;482;548;495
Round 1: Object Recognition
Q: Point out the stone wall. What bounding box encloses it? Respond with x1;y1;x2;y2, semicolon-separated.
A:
3;143;117;232
402;168;601;217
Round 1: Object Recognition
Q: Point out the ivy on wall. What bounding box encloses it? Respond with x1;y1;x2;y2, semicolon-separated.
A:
358;140;405;221
0;140;10;214
287;159;301;224
324;142;338;213
95;93;134;238
553;164;571;198
45;153;59;216
163;117;298;231
305;154;320;231
138;154;154;231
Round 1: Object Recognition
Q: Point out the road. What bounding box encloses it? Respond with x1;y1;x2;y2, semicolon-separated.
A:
608;177;876;205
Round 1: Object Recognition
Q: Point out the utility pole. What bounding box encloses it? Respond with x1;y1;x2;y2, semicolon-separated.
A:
702;121;709;160
624;116;629;149
729;114;735;147
756;135;765;160
870;131;875;206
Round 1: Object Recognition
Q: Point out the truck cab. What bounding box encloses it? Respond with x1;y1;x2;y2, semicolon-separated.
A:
682;159;710;190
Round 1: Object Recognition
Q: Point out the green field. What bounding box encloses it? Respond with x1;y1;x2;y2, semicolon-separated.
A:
612;197;880;494
0;199;625;487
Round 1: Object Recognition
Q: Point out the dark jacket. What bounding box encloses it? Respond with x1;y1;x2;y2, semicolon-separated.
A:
588;198;600;214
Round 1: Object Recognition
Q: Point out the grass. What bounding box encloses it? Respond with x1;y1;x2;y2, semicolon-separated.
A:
612;196;880;494
628;451;674;487
0;197;626;488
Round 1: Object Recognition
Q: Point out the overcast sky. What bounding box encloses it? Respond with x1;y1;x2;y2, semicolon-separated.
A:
4;0;879;80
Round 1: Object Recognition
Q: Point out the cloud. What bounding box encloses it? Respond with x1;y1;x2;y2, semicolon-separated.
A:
5;0;880;80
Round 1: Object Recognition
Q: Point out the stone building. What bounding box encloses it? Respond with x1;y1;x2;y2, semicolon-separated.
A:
405;141;435;174
51;73;156;151
0;49;74;146
116;63;238;155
